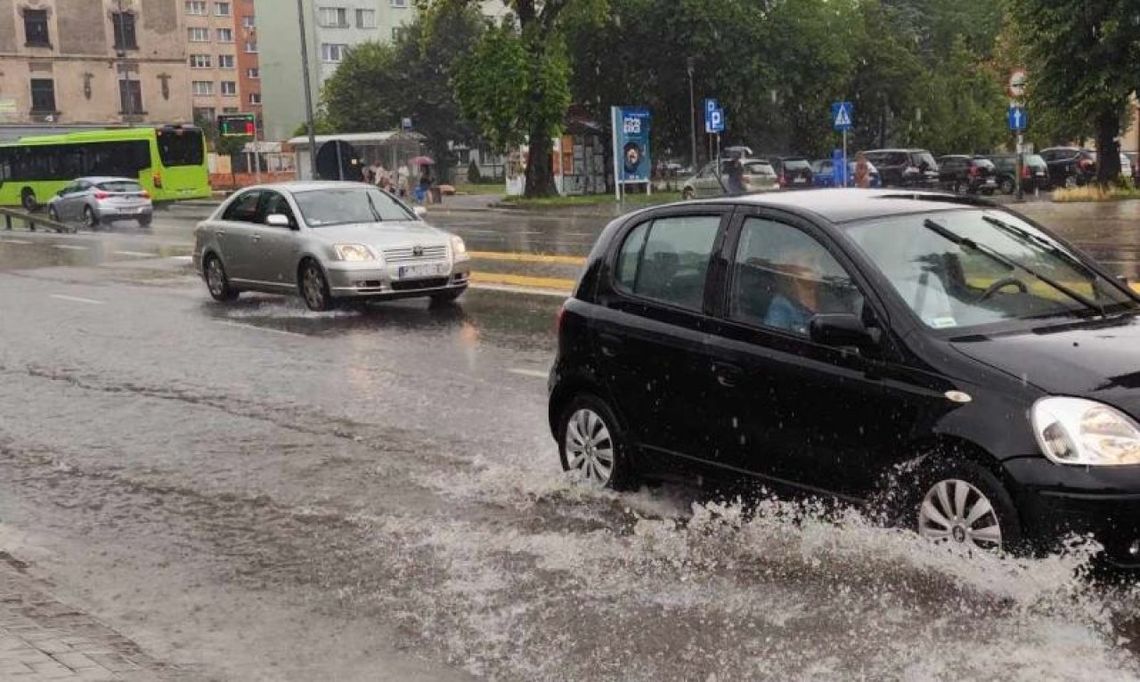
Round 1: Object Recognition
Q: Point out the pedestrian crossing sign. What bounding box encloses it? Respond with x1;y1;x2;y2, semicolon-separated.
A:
831;101;854;132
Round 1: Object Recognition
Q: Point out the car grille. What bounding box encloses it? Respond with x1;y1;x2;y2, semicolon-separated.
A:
383;245;447;263
390;277;449;291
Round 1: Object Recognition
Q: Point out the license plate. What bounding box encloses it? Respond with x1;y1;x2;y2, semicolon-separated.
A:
793;177;806;184
396;263;448;279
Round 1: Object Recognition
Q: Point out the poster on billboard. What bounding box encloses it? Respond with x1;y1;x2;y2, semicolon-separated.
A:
611;106;651;198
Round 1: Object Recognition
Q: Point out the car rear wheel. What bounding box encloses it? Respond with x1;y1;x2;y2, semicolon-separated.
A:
682;187;695;200
558;395;635;490
914;460;1022;555
299;260;334;312
204;254;239;302
83;207;100;231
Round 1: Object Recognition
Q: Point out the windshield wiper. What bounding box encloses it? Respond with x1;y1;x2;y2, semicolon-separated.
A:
980;214;1099;280
365;193;383;222
921;219;1106;317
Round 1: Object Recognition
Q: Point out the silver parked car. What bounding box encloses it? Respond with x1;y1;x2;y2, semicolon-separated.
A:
193;182;471;311
46;176;153;230
681;158;778;199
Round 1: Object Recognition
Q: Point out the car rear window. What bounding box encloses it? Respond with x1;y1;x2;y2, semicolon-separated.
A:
972;159;995;170
96;181;142;193
1025;155;1046;169
614;215;721;311
744;162;775;176
913;152;937;168
783;159;811;171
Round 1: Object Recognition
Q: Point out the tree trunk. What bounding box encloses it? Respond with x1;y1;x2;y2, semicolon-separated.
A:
1095;108;1121;187
524;124;556;197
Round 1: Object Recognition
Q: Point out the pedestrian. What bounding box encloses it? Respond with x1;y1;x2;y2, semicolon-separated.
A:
725;158;748;195
417;168;433;204
397;166;410;198
854;152;871;189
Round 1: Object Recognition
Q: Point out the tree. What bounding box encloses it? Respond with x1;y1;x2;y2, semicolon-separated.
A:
1008;0;1140;184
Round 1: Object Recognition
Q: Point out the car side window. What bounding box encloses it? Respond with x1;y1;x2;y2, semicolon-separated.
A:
258;191;296;226
222;191;261;223
614;214;721;312
729;217;864;337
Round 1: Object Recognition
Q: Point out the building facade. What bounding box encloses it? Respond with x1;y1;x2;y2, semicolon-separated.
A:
182;0;241;123
234;0;259;116
0;0;192;131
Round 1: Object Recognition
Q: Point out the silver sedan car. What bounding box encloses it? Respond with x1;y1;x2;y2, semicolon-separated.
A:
46;176;153;230
193;182;471;311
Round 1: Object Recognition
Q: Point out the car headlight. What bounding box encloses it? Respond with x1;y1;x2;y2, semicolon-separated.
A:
1031;397;1140;466
450;235;469;260
333;244;375;262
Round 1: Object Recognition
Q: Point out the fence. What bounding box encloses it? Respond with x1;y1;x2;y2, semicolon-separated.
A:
0;206;72;233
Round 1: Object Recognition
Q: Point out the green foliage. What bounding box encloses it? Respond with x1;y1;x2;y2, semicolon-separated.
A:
454;22;531;151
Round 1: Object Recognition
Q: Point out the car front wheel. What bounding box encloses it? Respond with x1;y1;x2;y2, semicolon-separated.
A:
204;254;239;302
83;207;100;231
558;394;635;490
299;260;334;311
915;460;1022;554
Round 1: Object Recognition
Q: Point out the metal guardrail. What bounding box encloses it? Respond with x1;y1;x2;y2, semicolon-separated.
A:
0;207;74;234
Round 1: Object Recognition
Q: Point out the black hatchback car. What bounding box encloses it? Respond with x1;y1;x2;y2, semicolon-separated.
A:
549;189;1140;566
863;149;940;188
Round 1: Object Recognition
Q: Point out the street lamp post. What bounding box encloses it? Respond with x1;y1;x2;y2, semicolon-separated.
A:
687;57;696;168
295;0;319;179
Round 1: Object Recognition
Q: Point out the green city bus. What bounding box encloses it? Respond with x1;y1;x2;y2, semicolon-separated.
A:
0;125;210;210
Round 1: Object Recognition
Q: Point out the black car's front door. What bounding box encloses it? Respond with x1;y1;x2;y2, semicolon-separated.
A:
593;207;733;473
702;210;933;498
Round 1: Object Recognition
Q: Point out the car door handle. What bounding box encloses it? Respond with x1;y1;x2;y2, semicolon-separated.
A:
711;362;743;388
598;333;623;357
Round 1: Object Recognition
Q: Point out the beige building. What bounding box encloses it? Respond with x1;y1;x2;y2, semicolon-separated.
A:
0;0;192;130
182;0;240;123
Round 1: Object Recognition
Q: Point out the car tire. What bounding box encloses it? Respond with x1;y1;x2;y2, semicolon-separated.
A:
682;187;695;200
299;259;334;312
1000;178;1014;195
203;254;239;302
138;216;152;229
20;189;37;212
557;394;636;490
83;207;100;231
47;205;61;224
429;287;465;306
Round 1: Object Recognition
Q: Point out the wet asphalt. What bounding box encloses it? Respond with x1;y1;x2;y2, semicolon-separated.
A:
0;197;1139;680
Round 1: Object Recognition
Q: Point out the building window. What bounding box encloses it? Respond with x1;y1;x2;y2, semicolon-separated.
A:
112;12;138;50
119;79;143;114
248;92;262;105
188;27;210;42
193;106;215;123
185;1;207;15
244;41;257;53
189;54;212;68
29;79;56;113
356;9;375;28
218;54;235;68
242;15;255;28
220;81;237;96
320;43;347;62
391;0;408;7
222;106;239;114
217;28;233;42
23;9;50;47
318;7;348;28
246;67;260;79
214;2;231;16
192;80;214;96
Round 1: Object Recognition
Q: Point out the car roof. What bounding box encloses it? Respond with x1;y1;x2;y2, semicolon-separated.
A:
233;181;374;194
687;188;984;223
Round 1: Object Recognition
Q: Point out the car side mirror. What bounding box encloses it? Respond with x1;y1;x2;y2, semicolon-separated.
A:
265;213;291;228
809;313;880;350
413;206;427;218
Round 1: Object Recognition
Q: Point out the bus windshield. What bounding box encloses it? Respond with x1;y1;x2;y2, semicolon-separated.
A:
156;129;204;167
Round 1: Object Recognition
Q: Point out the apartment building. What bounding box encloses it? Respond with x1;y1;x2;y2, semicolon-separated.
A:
0;0;192;132
234;0;259;116
182;0;241;123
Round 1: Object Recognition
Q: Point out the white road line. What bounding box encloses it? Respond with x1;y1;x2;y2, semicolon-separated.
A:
50;294;105;305
507;368;549;379
212;320;307;338
171;255;194;261
114;250;158;258
53;244;89;251
0;238;33;245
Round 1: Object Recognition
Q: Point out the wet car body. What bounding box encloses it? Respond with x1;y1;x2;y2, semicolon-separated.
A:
936;155;998;194
985;153;1050;194
192;181;471;310
46;176;153;229
681;158;778;198
863;149;940;188
548;189;1140;567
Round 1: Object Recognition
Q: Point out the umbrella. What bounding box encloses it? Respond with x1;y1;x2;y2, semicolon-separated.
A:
409;156;435;166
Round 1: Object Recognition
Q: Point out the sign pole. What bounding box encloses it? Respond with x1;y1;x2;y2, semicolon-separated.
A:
1015;132;1023;201
611;107;621;203
842;129;848;187
253;115;262;185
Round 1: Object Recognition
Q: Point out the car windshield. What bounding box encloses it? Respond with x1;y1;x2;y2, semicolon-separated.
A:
844;209;1138;332
96;181;142;193
914;152;937;168
292;187;415;226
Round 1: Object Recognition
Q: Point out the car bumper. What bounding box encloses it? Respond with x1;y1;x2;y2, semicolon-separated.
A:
324;259;471;299
1005;457;1140;567
96;207;152;221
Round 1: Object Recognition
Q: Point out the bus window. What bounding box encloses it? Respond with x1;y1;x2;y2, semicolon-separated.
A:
157;130;204;167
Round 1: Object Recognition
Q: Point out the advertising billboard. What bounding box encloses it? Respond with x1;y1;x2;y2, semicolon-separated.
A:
612;107;651;184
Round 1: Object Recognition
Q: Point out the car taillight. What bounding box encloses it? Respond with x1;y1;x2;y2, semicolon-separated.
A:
778;174;787;187
1079;158;1093;170
1021;165;1031;179
93;191;109;200
152;172;163;188
968;165;980;177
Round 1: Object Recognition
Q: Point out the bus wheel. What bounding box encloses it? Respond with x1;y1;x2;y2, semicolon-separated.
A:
20;189;38;212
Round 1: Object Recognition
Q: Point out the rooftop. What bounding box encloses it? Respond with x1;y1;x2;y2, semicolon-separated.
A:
704;188;988;223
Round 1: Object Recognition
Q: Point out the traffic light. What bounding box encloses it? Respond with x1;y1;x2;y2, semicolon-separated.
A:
218;113;257;137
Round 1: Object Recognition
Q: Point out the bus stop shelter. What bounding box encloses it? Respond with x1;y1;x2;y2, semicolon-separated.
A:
286;131;425;181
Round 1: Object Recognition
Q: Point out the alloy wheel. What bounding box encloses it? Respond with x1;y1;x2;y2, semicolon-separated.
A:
918;478;1002;551
206;257;226;297
302;264;327;310
564;408;615;485
84;207;98;230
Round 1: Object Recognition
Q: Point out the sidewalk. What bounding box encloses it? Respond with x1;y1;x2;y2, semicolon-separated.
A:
0;555;186;680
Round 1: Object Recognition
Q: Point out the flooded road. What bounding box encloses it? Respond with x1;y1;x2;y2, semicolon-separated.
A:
0;199;1138;680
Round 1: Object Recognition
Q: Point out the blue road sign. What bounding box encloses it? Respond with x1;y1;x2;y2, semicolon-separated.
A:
706;108;725;134
831;101;854;132
1008;106;1027;131
704;98;719;118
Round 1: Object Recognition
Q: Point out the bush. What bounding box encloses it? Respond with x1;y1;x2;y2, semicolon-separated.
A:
1052;185;1140;202
467;159;482;184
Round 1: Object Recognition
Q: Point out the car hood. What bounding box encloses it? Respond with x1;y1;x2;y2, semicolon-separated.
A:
950;315;1140;416
306;221;450;247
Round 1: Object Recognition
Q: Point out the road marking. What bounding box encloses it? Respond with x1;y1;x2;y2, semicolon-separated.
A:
50;294;104;305
1133;283;1140;295
507;368;549;379
212;320;307;337
53;244;89;251
469;251;586;266
114;250;158;258
469;272;576;292
0;238;33;244
171;255;194;262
